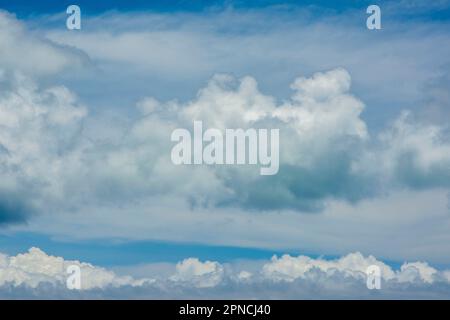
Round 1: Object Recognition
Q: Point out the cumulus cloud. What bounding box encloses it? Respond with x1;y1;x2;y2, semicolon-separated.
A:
260;253;450;289
170;258;224;288
0;71;87;224
262;252;395;281
1;248;450;299
0;247;150;290
78;67;447;212
1;62;450;260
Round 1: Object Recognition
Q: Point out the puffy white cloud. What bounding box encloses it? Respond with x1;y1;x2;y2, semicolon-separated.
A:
262;252;395;282
290;67;352;103
398;262;437;284
0;71;87;224
181;74;275;129
2;66;375;222
1;248;450;299
137;67;447;212
236;270;253;282
261;252;450;291
1;64;450;264
170;258;224;288
120;68;373;212
0;247;150;289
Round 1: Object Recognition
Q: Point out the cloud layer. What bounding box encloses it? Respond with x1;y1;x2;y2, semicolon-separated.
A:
1;247;450;299
1;60;449;219
0;6;450;269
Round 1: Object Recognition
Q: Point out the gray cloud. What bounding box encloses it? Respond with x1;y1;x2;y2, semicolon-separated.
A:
0;193;30;225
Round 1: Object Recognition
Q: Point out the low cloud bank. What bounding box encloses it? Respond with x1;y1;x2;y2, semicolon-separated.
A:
1;248;450;299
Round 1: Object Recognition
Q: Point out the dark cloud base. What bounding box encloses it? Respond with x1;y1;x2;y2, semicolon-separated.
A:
2;278;450;300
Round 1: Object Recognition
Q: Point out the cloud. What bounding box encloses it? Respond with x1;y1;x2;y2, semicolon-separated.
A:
127;68;370;211
170;258;224;288
0;9;450;265
0;71;87;224
1;247;450;299
78;67;447;212
0;11;89;76
1;62;450;263
378;111;450;190
5;65;447;216
4;67;361;221
262;252;395;281
0;192;32;225
43;7;450;111
0;247;150;290
398;262;437;284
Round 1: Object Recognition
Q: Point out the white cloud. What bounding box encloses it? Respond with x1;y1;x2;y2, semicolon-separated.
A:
0;71;87;224
378;111;450;189
0;247;150;289
2;63;450;264
262;252;450;287
170;258;224;288
1;248;450;298
0;72;87;223
2;66;375;222
398;262;437;284
262;252;395;282
0;11;88;76
42;8;450;116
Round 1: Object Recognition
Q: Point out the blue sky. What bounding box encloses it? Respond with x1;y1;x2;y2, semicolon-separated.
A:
0;0;448;23
1;0;450;298
0;1;386;14
0;232;305;266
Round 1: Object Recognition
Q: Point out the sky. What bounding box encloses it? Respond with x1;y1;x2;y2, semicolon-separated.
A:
0;0;450;299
